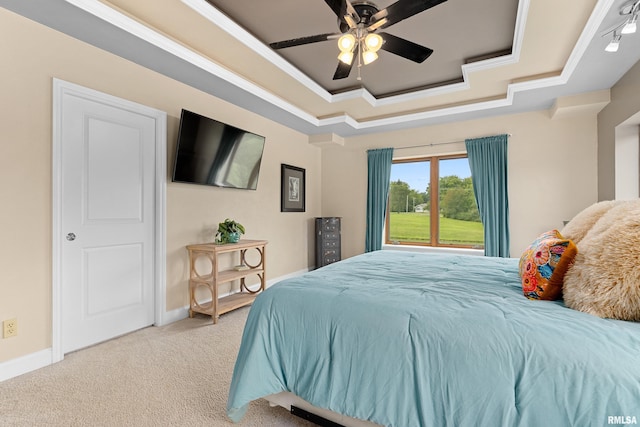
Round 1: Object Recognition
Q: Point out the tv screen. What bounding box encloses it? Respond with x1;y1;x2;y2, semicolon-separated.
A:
172;109;266;190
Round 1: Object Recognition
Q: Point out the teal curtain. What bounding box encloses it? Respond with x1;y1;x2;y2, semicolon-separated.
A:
465;135;510;257
365;148;394;252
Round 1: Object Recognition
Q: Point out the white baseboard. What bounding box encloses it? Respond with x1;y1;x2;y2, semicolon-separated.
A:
160;306;191;326
0;348;53;382
1;267;312;383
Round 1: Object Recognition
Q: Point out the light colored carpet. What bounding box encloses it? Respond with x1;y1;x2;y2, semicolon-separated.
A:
0;307;314;426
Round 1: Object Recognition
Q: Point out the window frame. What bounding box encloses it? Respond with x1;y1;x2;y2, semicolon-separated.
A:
385;154;483;249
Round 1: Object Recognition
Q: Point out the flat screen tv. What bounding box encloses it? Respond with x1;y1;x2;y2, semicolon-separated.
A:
172;109;266;190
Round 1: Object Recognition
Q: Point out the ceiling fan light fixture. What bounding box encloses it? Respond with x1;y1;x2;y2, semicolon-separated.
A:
338;51;354;65
364;33;383;52
270;0;445;81
338;33;356;52
362;49;378;65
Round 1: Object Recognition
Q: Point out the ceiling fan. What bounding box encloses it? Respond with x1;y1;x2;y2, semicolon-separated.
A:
269;0;448;80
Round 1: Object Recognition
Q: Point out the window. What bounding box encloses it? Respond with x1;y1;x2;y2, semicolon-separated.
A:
386;155;484;248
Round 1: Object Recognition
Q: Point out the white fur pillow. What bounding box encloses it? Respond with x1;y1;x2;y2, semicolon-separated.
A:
563;200;640;321
561;200;624;244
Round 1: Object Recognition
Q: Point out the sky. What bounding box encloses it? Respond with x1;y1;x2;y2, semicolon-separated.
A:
390;158;471;192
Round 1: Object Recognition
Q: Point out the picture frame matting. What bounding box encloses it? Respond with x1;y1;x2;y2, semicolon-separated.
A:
281;164;305;212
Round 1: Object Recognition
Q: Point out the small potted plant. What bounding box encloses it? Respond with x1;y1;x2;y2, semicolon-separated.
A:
215;218;245;244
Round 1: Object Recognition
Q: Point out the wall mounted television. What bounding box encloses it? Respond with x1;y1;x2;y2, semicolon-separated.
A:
172;109;266;190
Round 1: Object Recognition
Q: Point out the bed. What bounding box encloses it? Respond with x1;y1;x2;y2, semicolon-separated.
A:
227;250;640;426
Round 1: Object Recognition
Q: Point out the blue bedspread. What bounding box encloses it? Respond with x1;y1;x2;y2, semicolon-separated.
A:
227;250;640;426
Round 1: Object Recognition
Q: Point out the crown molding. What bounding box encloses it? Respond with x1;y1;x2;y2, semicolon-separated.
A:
62;0;613;135
64;0;321;126
183;0;531;108
180;0;334;104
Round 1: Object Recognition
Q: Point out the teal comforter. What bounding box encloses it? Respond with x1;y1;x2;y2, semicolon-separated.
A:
227;251;640;426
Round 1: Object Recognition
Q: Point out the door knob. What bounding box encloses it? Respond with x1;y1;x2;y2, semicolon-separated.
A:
66;233;76;241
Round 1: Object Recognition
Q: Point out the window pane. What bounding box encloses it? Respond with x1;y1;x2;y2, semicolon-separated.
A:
388;161;430;243
438;158;484;247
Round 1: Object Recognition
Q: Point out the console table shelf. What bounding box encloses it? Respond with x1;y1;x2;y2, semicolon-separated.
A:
186;239;267;324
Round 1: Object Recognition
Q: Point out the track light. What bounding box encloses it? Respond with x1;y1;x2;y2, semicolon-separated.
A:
605;32;621;52
603;0;639;52
622;14;638;34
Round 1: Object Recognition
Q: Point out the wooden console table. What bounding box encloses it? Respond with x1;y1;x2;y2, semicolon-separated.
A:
186;239;267;324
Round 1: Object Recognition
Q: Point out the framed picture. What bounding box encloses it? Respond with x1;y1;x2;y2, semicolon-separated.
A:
281;164;305;212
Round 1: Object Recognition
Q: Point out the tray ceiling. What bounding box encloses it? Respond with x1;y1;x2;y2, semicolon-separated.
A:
1;0;640;137
205;0;517;98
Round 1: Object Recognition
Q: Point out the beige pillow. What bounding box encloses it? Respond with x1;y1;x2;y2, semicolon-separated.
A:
561;200;624;244
563;200;640;321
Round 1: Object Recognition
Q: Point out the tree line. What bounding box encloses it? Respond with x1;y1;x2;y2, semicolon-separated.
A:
389;175;481;222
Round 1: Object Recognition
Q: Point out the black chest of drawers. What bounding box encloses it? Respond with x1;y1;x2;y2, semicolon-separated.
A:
315;217;341;268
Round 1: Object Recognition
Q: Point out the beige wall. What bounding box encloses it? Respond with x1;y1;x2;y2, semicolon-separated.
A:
323;110;599;258
0;6;608;370
0;9;320;363
598;60;640;200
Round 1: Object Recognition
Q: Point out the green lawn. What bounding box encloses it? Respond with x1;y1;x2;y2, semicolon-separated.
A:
388;212;484;247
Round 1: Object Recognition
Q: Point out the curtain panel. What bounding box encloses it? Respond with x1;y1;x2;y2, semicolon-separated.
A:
465;135;510;257
365;148;394;252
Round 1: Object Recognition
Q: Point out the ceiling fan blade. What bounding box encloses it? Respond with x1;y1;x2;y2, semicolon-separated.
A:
333;46;357;79
324;0;348;21
333;61;353;80
325;0;360;29
270;33;337;49
344;1;361;27
370;0;447;30
379;32;433;63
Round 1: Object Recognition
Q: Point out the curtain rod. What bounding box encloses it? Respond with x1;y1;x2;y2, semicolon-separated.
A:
393;133;512;151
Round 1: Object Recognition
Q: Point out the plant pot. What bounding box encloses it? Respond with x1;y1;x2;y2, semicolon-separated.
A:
228;231;241;243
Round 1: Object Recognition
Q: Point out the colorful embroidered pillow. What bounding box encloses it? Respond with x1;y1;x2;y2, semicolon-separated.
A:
519;230;577;300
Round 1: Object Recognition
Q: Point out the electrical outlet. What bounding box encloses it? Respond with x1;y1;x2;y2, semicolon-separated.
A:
3;318;17;338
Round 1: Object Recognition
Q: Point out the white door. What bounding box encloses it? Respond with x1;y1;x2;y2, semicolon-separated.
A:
59;87;157;353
